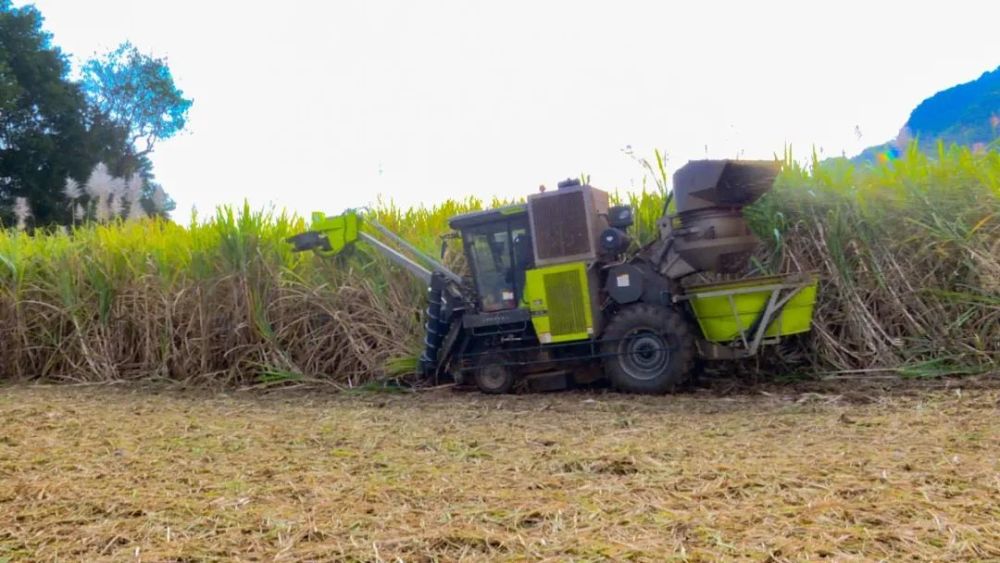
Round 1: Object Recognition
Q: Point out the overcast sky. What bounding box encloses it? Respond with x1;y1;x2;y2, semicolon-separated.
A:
21;0;1000;220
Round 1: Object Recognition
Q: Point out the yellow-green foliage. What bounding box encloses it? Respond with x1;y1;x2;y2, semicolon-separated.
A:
0;145;997;384
0;205;423;383
749;143;999;372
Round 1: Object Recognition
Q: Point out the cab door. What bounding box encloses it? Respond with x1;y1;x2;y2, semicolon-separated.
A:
463;217;533;312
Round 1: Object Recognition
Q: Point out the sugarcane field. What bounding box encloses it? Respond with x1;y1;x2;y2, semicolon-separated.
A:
1;1;999;561
2;381;999;560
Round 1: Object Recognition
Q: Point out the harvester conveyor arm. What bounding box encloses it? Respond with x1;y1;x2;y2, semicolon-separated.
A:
357;231;433;284
367;219;463;285
287;209;463;287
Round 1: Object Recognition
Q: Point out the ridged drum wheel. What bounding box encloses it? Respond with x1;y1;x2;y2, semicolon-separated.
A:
600;304;696;394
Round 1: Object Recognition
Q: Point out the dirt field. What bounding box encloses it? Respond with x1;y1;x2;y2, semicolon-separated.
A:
1;382;999;561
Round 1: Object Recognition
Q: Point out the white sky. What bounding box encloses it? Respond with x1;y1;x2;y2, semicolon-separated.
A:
21;0;1000;220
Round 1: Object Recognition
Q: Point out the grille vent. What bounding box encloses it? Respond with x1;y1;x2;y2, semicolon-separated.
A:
531;190;590;261
544;270;587;336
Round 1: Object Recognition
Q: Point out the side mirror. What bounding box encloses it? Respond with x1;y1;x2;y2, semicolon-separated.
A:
439;232;459;260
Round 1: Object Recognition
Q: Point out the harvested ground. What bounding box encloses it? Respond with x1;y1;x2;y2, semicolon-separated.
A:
1;382;999;561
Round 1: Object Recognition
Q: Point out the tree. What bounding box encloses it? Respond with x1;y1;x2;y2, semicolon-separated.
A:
82;42;192;175
0;2;186;227
0;0;112;226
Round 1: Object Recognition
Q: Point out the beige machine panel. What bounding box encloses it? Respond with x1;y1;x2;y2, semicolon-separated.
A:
527;184;610;266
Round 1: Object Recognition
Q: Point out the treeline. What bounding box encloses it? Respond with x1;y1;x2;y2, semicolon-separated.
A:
0;144;996;384
0;1;190;227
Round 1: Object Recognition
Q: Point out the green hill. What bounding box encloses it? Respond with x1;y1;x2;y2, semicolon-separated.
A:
856;65;999;162
907;66;1000;146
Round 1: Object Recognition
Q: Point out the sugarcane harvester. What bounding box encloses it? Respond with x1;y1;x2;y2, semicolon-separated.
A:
288;160;818;394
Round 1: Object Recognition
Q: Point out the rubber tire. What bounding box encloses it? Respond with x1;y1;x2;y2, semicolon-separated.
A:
601;303;696;394
473;353;515;394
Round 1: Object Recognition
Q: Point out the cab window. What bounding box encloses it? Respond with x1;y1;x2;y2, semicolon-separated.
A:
466;224;515;312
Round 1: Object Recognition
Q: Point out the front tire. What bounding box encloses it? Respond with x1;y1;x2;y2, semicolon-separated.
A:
600;303;696;394
473;353;515;394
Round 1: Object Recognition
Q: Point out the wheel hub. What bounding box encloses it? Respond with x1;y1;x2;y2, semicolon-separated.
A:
478;366;508;390
619;330;670;381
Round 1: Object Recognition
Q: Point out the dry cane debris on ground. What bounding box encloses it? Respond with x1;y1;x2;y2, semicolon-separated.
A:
1;382;999;561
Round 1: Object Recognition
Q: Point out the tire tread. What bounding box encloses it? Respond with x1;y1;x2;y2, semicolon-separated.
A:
600;303;696;394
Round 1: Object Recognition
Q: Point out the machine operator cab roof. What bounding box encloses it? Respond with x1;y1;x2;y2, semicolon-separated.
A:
447;203;527;230
448;204;533;313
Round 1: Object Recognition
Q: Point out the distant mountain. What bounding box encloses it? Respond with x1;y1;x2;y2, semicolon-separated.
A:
855;65;999;162
908;66;1000;145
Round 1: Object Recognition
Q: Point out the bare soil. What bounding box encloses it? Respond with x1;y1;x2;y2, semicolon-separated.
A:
1;380;999;561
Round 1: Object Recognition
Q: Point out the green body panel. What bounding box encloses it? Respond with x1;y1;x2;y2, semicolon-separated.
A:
309;210;360;255
524;261;593;344
685;275;818;342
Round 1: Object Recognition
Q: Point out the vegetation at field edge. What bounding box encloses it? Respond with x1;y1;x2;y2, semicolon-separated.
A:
0;144;997;385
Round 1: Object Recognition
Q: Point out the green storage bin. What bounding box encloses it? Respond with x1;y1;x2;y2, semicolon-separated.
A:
684;274;818;343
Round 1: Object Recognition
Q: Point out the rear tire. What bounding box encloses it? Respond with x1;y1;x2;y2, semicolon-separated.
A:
473;353;515;394
600;303;696;394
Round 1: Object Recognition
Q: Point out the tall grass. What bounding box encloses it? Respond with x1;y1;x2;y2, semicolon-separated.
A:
748;143;999;373
0;145;996;385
